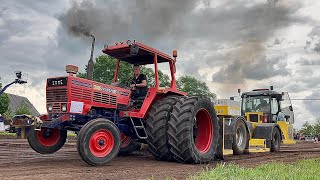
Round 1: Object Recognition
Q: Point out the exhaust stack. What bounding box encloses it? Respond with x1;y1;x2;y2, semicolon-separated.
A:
87;34;95;80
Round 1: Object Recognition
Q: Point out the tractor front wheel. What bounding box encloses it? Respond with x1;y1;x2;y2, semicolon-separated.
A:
27;127;67;154
77;118;120;166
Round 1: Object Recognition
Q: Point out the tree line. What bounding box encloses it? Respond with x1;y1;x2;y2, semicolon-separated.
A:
300;119;320;136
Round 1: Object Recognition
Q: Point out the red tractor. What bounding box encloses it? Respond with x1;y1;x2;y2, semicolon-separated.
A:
27;41;219;165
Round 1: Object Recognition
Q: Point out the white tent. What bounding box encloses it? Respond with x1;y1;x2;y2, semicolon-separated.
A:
0;114;5;132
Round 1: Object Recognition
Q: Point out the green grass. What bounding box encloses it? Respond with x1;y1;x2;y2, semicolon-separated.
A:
189;158;320;180
0;132;16;136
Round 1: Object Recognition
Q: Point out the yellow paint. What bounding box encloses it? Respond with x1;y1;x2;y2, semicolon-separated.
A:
249;138;267;148
223;147;270;155
21;127;25;139
245;112;263;125
277;121;296;144
248;147;270;153
223;149;233;155
214;99;240;116
93;85;101;90
215;105;229;116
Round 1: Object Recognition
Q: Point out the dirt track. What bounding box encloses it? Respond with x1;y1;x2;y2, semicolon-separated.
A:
0;139;319;180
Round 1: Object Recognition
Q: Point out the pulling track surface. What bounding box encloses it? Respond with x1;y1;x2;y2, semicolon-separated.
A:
0;139;319;180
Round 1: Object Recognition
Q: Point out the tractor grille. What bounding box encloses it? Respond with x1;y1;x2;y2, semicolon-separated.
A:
93;92;117;106
46;88;68;103
52;103;62;112
249;114;258;122
70;86;92;101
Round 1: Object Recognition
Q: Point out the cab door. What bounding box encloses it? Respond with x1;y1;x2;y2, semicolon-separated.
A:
280;92;294;124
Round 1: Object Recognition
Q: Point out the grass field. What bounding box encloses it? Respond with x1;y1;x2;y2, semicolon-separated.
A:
0;132;16;136
189;158;320;180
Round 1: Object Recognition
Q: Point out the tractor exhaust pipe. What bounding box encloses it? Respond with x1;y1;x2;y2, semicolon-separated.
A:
86;34;95;80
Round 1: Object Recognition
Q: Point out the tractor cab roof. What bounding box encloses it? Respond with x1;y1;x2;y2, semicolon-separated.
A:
241;89;282;99
102;41;175;65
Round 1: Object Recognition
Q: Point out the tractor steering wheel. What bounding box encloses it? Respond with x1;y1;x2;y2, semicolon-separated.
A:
125;77;137;90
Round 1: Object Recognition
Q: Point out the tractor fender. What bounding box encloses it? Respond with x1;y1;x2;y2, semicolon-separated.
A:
252;123;282;148
222;116;250;149
83;104;92;115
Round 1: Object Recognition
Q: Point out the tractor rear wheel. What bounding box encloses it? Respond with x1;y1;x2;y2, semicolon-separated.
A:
146;96;184;161
118;133;141;156
271;127;281;152
77;118;120;166
27;127;67;154
168;96;219;163
232;118;248;155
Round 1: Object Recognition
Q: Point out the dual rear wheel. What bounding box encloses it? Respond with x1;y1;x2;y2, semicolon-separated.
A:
146;96;220;163
168;96;220;163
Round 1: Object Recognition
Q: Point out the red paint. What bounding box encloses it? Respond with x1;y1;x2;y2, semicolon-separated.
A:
113;60;120;83
195;108;213;154
120;133;132;148
46;76;131;115
89;130;114;157
263;114;268;123
39;114;49;121
37;128;60;146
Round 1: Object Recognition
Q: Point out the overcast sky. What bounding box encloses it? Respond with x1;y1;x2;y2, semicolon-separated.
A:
1;0;319;129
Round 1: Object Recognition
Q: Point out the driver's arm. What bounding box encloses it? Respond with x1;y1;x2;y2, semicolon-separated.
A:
130;80;146;88
135;80;146;87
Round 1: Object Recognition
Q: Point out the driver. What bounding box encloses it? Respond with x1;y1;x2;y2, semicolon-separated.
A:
130;64;148;99
257;98;270;112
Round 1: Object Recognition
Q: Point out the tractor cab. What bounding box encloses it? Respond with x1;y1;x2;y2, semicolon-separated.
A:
241;87;295;146
241;88;294;125
102;41;186;117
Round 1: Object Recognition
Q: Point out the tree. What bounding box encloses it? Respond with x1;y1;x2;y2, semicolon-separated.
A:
14;103;31;115
300;121;314;135
314;118;320;136
3;107;13;120
0;83;9;115
177;75;216;100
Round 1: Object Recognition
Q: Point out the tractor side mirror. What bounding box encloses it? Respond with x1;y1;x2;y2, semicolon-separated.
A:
289;106;293;111
285;115;290;120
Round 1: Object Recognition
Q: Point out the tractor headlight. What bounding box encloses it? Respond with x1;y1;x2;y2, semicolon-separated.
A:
48;104;53;112
62;104;67;112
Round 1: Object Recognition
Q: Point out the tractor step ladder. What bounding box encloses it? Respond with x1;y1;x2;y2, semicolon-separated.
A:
130;117;147;139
